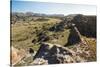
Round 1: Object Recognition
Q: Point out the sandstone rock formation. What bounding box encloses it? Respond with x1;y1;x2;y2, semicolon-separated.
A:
11;47;26;65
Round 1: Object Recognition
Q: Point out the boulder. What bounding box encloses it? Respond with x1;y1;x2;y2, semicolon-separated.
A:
32;42;86;65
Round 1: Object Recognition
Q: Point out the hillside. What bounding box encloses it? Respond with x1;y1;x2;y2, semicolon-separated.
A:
11;12;96;66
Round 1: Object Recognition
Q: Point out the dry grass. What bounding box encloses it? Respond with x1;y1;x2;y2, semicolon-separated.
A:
11;18;62;51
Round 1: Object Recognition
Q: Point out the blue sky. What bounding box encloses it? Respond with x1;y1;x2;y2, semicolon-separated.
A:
11;0;96;15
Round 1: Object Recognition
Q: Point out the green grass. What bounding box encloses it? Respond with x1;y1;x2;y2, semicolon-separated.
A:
11;18;62;51
47;29;70;46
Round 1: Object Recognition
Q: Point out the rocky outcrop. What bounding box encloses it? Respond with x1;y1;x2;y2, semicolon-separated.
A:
32;43;86;65
60;14;96;46
37;32;50;42
49;22;64;32
64;24;82;46
66;14;96;38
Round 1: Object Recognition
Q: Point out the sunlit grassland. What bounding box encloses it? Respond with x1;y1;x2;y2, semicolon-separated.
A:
11;18;63;50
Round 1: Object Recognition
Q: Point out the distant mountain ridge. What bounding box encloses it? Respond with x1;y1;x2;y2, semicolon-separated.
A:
12;12;64;17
